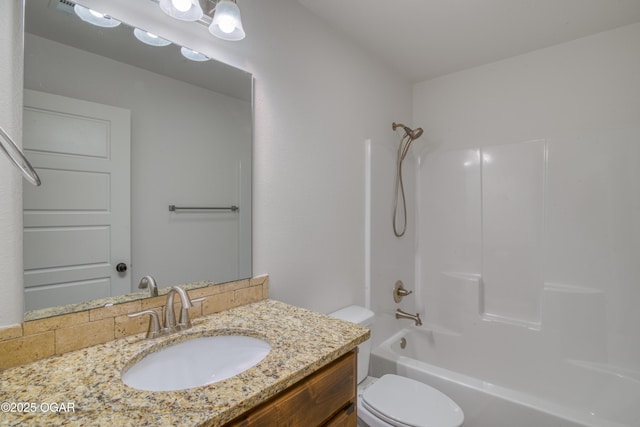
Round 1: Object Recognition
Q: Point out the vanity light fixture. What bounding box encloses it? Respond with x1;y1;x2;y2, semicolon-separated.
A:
73;4;121;28
209;0;245;41
156;0;246;41
159;0;204;22
133;28;172;47
180;46;210;62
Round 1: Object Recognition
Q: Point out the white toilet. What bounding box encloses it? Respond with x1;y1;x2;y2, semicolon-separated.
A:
330;305;464;427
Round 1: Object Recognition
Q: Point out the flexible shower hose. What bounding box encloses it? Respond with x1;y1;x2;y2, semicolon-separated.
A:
393;133;414;237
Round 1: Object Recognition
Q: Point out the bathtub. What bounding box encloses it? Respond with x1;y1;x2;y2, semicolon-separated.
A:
370;328;639;427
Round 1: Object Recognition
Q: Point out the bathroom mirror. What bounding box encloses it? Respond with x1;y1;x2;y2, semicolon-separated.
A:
22;0;252;318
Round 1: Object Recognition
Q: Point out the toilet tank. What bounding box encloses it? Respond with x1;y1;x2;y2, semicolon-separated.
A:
329;305;374;384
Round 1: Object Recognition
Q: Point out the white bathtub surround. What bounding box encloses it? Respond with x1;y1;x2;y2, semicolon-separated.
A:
372;329;637;427
396;21;640;427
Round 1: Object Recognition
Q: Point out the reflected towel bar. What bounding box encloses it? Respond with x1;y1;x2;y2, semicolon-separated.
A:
169;205;239;212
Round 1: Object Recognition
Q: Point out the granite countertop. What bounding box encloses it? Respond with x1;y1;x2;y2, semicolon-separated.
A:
0;300;369;426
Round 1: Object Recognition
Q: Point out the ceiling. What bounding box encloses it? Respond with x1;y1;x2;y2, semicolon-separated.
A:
295;0;640;83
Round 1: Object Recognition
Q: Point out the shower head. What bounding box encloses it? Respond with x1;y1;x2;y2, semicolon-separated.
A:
410;127;424;139
392;122;423;140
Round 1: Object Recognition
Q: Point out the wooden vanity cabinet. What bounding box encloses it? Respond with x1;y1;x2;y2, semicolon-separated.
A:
225;350;357;427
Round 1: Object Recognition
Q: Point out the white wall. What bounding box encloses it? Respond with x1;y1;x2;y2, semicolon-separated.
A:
24;34;252;291
0;1;24;327
414;23;640;372
0;0;412;325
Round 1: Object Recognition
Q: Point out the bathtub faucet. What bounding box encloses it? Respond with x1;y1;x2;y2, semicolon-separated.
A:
395;309;422;326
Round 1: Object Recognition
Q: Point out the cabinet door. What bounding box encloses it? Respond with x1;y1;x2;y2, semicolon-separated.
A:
226;351;356;427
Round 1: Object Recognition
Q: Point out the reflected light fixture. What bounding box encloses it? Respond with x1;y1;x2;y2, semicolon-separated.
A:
159;0;204;22
74;4;121;28
134;28;172;47
180;47;210;62
209;0;245;41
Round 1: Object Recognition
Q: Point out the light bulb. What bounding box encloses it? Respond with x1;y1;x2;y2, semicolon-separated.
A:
134;28;172;46
74;4;121;28
160;0;203;21
180;47;210;62
171;0;192;12
209;0;245;41
218;17;236;34
89;9;105;19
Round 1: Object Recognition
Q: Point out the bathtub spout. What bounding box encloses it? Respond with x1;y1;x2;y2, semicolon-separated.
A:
395;309;422;326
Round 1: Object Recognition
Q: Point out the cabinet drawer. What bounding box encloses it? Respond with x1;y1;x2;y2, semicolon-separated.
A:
323;402;356;427
226;350;356;427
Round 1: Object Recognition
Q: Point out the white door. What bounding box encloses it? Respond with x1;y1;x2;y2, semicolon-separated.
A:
22;89;131;311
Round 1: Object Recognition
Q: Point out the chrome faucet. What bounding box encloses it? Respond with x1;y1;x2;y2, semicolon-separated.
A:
395;309;422;326
138;275;158;297
164;286;194;331
128;286;205;339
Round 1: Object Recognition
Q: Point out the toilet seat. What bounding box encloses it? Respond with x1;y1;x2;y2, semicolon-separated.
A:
361;374;464;427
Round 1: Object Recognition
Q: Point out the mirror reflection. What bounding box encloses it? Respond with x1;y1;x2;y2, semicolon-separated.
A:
22;0;253;317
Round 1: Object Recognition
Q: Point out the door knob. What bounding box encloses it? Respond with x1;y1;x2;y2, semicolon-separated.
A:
116;263;128;273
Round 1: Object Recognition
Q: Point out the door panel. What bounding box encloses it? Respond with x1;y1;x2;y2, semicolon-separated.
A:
23;227;110;270
23;169;109;210
23;89;131;311
23;107;109;157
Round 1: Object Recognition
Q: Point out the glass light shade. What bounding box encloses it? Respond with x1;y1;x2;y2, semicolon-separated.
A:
73;5;121;28
133;28;172;47
209;0;245;41
159;0;204;22
180;47;210;62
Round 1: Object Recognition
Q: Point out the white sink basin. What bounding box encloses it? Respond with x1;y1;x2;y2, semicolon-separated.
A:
122;335;271;391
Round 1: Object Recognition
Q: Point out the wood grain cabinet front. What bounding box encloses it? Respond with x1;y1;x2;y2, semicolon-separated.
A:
225;350;357;427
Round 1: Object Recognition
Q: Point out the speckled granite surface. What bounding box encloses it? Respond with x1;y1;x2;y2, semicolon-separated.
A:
0;300;369;427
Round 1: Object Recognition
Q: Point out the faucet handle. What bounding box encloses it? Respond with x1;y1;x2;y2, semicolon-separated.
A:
128;309;163;339
178;297;206;329
393;280;413;303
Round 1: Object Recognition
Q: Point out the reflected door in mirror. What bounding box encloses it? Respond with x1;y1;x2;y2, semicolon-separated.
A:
23;90;131;311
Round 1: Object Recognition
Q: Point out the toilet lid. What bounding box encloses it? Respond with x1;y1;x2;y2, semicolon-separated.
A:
362;374;464;427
